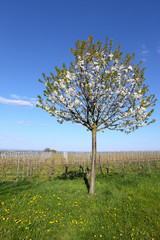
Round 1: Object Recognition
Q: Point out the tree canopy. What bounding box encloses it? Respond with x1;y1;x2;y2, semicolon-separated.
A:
37;35;156;134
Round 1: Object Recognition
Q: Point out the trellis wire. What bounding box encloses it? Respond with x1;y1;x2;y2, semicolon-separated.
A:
0;151;160;182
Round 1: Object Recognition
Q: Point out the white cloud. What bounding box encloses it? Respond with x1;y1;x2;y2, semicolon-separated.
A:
11;95;37;102
15;121;33;126
142;58;147;62
10;94;21;99
140;44;149;61
141;50;148;54
0;95;37;107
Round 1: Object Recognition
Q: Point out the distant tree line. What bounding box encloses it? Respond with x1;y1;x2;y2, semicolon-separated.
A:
44;148;56;153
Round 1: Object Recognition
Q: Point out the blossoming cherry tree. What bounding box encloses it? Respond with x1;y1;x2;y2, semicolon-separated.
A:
37;35;156;195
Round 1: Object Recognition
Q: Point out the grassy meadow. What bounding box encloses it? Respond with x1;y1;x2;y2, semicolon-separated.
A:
0;169;160;240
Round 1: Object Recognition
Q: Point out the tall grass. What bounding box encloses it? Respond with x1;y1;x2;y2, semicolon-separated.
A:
0;171;160;240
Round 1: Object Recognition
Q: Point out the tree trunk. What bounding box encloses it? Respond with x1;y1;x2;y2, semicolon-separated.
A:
89;127;97;196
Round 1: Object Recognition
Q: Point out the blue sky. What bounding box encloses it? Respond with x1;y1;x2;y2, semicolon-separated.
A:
0;0;160;151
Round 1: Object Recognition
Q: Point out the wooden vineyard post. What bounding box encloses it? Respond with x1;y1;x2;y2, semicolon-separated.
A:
147;152;151;173
107;152;110;173
137;152;140;171
22;155;25;180
2;154;6;182
16;153;20;182
116;152;119;172
61;157;65;171
33;154;36;176
35;156;38;176
27;155;30;179
122;152;125;175
83;153;85;172
141;152;143;171
47;159;54;181
98;155;103;174
30;159;33;178
76;153;78;167
129;152;132;171
105;152;106;168
151;152;157;171
111;152;114;170
14;154;16;165
87;154;90;172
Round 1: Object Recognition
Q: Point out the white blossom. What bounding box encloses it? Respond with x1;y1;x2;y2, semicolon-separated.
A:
128;65;133;71
38;37;156;134
108;53;114;59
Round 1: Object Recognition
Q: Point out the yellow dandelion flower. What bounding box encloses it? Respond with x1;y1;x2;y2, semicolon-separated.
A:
100;235;102;238
49;221;54;224
94;235;96;237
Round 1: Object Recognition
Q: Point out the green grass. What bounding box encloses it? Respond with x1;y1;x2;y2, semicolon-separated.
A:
0;172;160;240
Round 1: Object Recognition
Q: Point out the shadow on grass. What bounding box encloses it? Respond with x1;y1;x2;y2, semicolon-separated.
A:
0;180;33;196
58;171;90;193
